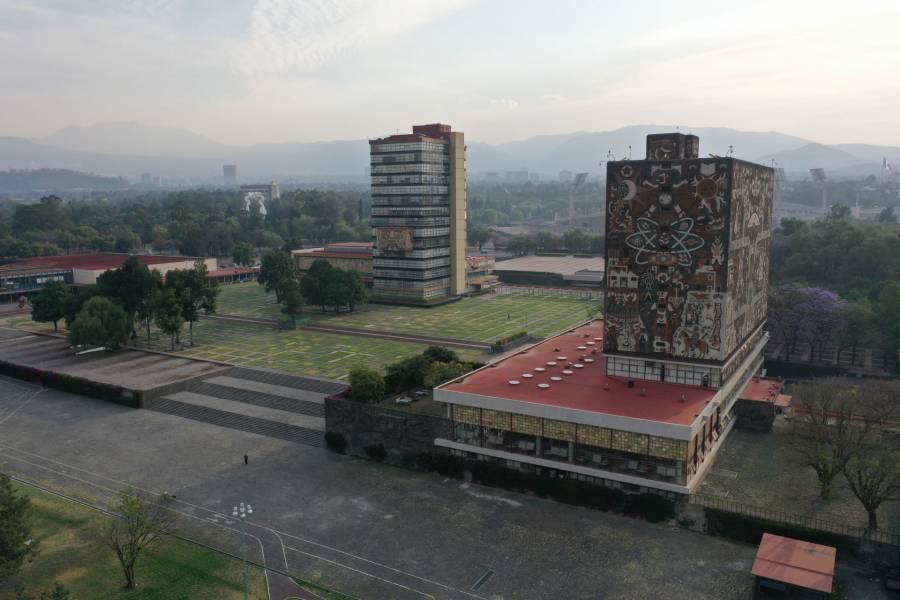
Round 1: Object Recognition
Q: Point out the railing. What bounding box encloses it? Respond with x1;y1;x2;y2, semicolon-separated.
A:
689;493;900;547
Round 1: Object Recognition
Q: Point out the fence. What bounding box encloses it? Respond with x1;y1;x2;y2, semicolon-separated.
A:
492;284;604;300
689;493;900;547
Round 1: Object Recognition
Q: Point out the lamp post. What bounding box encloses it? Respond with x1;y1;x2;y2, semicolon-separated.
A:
233;501;253;600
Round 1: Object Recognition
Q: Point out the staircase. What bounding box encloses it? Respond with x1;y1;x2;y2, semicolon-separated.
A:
144;367;347;448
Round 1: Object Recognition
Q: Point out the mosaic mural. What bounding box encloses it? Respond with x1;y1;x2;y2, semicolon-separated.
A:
604;146;773;364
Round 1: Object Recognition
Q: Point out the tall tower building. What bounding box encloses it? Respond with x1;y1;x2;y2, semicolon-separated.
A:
369;123;466;304
223;164;237;186
604;133;774;389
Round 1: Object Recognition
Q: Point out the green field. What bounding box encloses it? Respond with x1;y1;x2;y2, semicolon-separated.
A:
168;319;483;380
0;483;267;600
216;282;598;342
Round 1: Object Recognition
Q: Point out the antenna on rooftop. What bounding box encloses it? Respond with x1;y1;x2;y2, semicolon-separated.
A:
726;145;734;157
627;145;632;160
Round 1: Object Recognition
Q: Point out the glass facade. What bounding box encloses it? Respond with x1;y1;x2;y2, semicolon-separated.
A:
370;132;463;303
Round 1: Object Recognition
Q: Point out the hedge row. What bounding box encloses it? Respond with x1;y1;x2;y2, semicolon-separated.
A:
705;508;862;553
414;452;675;522
495;330;527;346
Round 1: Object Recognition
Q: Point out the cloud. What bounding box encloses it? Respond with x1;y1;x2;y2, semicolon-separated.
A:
233;0;472;76
490;98;519;110
541;93;566;102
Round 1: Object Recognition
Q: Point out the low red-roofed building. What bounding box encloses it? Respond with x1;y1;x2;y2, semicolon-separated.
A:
0;253;217;302
435;319;768;494
751;533;836;596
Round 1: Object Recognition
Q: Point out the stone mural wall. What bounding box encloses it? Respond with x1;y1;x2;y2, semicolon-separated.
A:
604;150;773;363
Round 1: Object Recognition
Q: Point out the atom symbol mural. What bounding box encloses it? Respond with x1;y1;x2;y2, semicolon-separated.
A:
625;217;704;266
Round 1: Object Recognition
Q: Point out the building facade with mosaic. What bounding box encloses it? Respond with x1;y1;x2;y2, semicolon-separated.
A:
433;134;779;495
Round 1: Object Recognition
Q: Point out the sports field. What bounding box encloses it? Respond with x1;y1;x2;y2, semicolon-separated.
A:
171;319;483;380
216;282;599;342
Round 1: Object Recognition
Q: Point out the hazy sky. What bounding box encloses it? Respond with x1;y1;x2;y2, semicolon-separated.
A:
2;0;899;145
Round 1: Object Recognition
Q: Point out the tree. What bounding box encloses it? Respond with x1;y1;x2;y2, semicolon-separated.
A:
768;285;846;361
563;229;590;253
843;443;900;531
97;256;159;333
154;288;183;351
136;271;163;344
423;361;470;388
64;286;103;329
232;242;256;267
349;367;385;403
30;280;69;332
280;278;304;324
467;226;491;251
790;383;860;499
68;297;129;350
876;206;897;224
384;355;430;394
0;474;37;583
343;270;367;312
423;346;459;364
299;259;330;309
101;487;178;590
258;251;294;303
166;262;219;346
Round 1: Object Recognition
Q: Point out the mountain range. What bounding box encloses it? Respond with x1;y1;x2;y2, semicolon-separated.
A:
0;121;897;184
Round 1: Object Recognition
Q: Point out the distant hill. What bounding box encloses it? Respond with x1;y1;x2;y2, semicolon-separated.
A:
0;168;129;193
42;122;227;158
0;122;897;182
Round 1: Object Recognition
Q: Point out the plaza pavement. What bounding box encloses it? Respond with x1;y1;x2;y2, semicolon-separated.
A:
0;375;883;600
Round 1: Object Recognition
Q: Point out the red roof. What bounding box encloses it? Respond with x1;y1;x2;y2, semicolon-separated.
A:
739;377;787;404
441;322;717;426
299;252;373;261
326;242;373;248
4;253;192;272
208;267;259;277
751;533;836;593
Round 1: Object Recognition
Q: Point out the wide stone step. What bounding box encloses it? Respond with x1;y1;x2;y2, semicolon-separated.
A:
189;380;325;418
226;366;347;396
144;393;325;448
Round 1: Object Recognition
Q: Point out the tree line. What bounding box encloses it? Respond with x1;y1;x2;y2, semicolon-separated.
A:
30;257;219;351
0;188;369;260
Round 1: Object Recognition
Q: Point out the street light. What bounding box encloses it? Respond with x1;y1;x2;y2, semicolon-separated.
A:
232;501;253;600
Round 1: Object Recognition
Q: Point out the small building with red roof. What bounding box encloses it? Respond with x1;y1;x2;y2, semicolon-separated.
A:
751;533;836;597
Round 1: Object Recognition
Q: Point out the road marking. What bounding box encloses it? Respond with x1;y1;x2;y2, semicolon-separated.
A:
471;569;494;591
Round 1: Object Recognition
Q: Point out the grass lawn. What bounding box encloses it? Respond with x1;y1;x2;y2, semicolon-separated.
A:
216;282;598;342
0;483;266;600
143;319;484;381
698;420;900;533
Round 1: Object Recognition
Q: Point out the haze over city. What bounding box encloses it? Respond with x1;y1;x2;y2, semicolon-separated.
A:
2;0;900;145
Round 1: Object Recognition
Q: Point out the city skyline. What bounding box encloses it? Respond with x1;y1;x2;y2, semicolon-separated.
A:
2;0;899;146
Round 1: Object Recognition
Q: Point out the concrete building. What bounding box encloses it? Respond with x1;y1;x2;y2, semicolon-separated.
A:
435;134;783;495
223;164;237;186
292;242;497;293
240;183;280;216
369;123;466;304
293;243;375;287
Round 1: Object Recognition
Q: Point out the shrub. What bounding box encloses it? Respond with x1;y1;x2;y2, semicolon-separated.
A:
423;346;459;364
324;431;347;454
364;444;387;462
423;361;471;388
495;331;527;346
348;367;385;403
637;493;676;523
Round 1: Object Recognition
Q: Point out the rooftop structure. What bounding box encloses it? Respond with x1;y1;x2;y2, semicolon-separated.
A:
493;254;605;287
751;533;836;595
369;123;466;305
